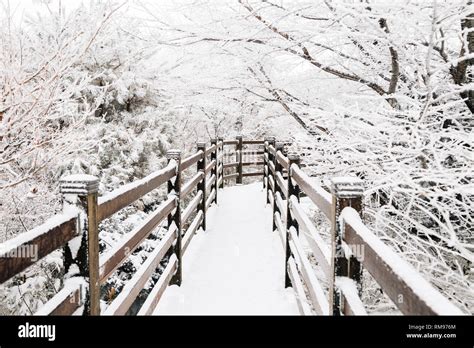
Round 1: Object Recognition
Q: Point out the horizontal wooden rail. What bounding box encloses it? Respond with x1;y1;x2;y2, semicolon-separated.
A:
182;210;203;254
181;172;204;199
99;197;176;283
241;150;264;155
223;162;238;169
274;212;286;248
242;161;264;166
275;192;286;222
342;207;463;315
276;151;289;170
104;227;176;315
276;172;287;198
182;191;203;224
206;189;216;210
242;171;264;177
137;254;177;315
35;283;82;316
291;165;332;219
224;173;239;180
289;196;331;278
223;140;238;145
287;257;313;315
0;213;78;284
268;145;276;156
289;227;329;315
98;164;176;221
180;151;204;171
268;175;275;192
205;144;217;155
205;160;216;174
206;174;216;193
335;277;367;315
242;140;264;145
268;161;275;174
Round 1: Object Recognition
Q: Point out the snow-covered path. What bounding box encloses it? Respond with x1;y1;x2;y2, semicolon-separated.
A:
154;182;299;315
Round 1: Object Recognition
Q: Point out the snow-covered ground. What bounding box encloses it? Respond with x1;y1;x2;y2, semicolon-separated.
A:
154;182;299;315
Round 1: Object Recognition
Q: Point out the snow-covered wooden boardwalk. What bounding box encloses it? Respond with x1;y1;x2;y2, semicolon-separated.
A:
154;183;299;315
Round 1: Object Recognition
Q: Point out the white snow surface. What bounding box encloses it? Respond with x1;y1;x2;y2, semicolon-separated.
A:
154;182;299;315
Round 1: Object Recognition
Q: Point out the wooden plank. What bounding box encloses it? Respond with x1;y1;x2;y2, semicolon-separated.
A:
223;162;238;169
206;174;216;194
205;144;217;155
268;189;274;207
290;196;331;279
276;151;289;169
206;189;216;210
104;228;176;315
205;159;216;174
223;140;238;145
268;176;275;192
99;197;176;283
275;192;286;222
182;191;203;224
35;283;82;316
137;255;177;315
224;173;239;180
274;212;286;248
287;257;313;315
242;171;264;177
98;164;176;221
242;140;264;145
276;172;287;198
342;208;464;315
268;145;276;156
291;166;332;219
242;161;264;166
181;172;204;199
335;276;367;316
268;161;275;174
180;151;204;171
289;228;330;315
182;211;203;254
0;213;78;284
241;150;264;155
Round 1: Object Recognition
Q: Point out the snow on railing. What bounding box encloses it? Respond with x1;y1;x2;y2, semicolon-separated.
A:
0;212;78;284
342;207;464;315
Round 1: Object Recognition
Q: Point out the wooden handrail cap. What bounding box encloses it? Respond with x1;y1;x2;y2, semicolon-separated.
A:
166;149;181;159
60;174;99;195
329;176;364;198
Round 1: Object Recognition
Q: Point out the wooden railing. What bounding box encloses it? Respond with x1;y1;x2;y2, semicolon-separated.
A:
221;136;265;184
0;137;464;316
263;138;464;316
0;139;226;316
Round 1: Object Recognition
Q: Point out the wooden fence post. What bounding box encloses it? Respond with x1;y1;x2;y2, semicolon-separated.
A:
266;137;276;204
197;142;207;230
218;137;224;189
236;135;243;184
272;142;284;231
59;175;100;315
211;138;218;204
263;137;271;191
166;150;182;286
285;153;301;288
329;177;364;316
